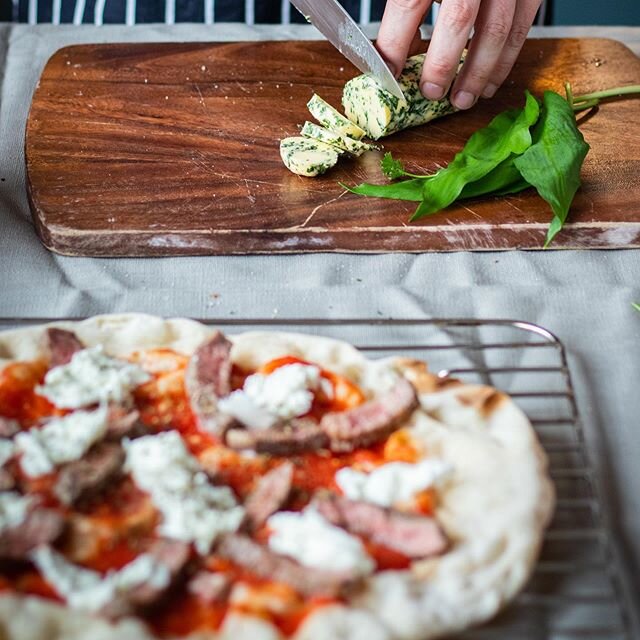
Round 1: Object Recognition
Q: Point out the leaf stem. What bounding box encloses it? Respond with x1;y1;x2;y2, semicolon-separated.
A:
568;84;640;111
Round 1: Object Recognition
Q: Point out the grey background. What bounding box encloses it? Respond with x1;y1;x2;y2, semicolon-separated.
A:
0;22;639;628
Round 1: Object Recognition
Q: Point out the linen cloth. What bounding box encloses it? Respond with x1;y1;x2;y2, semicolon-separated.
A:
0;22;639;628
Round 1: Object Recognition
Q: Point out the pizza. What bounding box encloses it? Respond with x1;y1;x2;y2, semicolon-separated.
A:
0;314;554;640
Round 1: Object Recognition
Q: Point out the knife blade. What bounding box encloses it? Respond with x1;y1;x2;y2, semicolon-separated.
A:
290;0;405;100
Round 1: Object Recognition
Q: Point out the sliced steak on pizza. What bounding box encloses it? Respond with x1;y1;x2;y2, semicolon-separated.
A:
314;493;448;559
225;419;329;456
321;378;419;452
0;503;65;561
45;328;85;368
217;534;362;599
54;442;126;507
185;331;236;437
243;461;294;532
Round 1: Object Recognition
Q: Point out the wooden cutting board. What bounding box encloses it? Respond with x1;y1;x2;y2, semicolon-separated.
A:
26;38;640;256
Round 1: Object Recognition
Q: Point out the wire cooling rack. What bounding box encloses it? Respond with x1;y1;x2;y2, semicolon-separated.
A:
0;317;636;640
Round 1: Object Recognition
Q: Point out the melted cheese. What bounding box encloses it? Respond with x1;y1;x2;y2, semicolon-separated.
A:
335;459;452;508
38;346;150;409
15;406;108;477
124;431;245;554
267;508;374;575
31;546;170;612
219;363;320;430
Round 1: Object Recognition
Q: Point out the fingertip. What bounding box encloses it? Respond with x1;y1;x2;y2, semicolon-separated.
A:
421;82;446;100
481;83;499;99
451;90;477;110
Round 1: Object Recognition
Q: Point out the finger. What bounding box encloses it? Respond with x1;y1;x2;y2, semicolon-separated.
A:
482;0;542;97
420;0;481;100
450;0;516;108
376;0;433;77
408;28;425;57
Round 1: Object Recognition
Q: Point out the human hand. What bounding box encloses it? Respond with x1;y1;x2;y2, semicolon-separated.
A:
376;0;542;109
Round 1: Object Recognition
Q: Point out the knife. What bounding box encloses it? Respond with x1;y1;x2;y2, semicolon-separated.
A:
289;0;405;100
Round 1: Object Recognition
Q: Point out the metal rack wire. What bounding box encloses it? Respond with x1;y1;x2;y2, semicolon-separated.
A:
0;317;635;639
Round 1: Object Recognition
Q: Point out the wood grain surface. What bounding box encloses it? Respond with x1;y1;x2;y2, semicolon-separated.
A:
25;38;640;256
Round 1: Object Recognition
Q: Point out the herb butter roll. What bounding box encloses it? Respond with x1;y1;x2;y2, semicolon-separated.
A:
342;53;464;140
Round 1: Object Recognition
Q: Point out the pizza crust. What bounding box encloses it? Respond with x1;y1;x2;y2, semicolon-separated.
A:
0;314;555;640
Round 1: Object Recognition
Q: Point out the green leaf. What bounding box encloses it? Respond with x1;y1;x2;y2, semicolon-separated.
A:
513;91;590;247
341;178;425;201
633;303;640;313
411;91;540;221
381;152;407;179
459;155;531;200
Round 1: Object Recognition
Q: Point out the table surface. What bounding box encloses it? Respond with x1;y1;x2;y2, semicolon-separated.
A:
0;21;639;627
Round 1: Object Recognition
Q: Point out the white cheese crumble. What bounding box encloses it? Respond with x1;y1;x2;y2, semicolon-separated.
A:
0;439;15;467
15;406;108;478
267;508;374;576
0;492;32;533
124;431;245;554
31;546;170;612
37;346;150;409
335;459;453;508
218;363;321;430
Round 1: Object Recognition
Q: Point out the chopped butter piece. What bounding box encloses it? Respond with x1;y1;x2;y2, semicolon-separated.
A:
280;136;341;177
301;121;377;157
307;93;366;141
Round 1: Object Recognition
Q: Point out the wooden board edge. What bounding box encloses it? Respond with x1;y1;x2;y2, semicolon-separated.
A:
34;223;640;257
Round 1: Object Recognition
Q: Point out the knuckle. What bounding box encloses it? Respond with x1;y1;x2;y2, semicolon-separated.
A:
425;55;456;80
464;66;491;86
481;19;511;45
506;23;530;50
440;1;476;32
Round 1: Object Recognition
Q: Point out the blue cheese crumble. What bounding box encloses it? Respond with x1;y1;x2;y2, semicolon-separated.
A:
268;508;374;575
335;459;452;508
218;363;320;430
31;546;171;612
124;431;245;554
37;346;150;409
15;406;108;477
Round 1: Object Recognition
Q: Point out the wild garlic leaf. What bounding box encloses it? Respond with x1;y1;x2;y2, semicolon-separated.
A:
514;91;590;247
341;178;424;201
459;155;530;200
632;303;640;313
411;91;540;221
381;152;408;179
